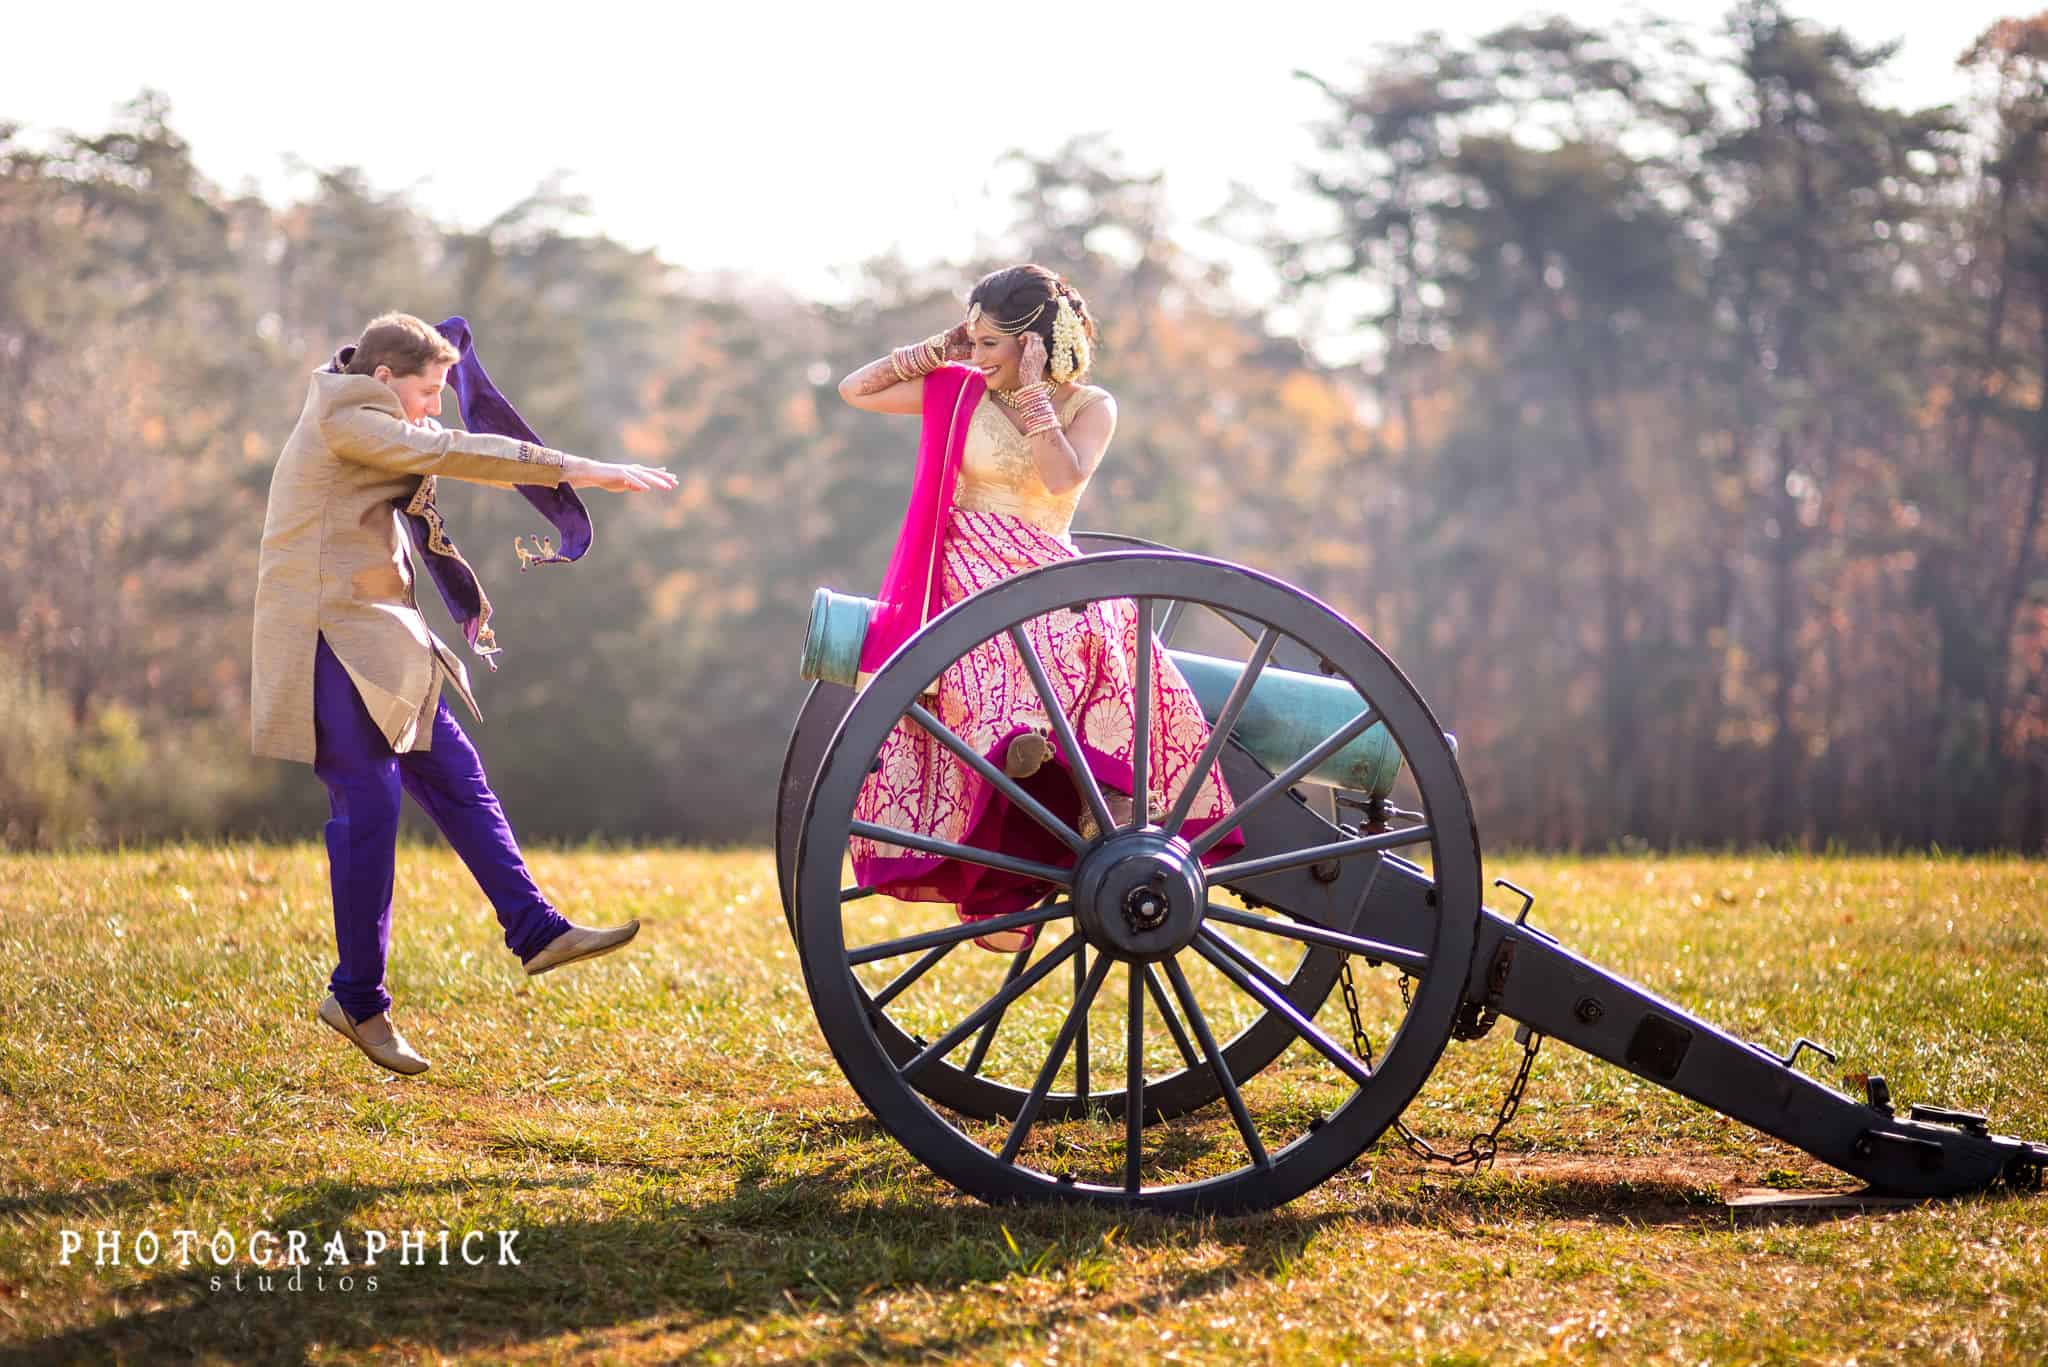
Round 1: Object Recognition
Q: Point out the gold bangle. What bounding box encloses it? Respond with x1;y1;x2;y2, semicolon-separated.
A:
1017;391;1059;435
892;342;941;381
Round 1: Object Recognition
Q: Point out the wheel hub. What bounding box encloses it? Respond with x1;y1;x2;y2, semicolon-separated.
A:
1123;882;1170;932
1072;829;1206;962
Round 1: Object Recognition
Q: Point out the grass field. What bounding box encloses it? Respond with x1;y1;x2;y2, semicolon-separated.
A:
3;845;2046;1363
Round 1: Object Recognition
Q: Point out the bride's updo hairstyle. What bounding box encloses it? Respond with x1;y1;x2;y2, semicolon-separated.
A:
968;265;1097;384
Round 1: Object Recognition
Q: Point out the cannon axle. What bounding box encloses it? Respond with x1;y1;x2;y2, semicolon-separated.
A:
1070;830;1206;962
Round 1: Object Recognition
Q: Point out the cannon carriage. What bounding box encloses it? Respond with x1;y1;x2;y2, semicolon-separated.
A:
778;541;2048;1214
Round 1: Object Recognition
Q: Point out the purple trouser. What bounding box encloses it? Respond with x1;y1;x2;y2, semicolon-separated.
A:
312;635;569;1020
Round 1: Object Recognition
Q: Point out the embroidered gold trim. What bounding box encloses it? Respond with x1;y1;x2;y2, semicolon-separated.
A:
404;476;501;666
514;534;558;570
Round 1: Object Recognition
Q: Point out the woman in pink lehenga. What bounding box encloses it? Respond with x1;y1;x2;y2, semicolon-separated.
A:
836;265;1240;950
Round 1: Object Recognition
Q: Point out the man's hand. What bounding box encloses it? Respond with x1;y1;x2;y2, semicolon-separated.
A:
560;456;679;493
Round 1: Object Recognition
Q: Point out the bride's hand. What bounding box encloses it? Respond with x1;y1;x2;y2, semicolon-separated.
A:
1017;332;1049;387
941;321;973;362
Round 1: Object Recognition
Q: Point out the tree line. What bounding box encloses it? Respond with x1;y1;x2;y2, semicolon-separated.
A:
3;2;2045;851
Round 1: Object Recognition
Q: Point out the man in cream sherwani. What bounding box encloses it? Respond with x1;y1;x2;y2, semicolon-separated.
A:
253;312;676;1076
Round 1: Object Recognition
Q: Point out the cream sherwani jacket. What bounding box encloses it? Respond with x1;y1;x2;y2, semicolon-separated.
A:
251;371;572;764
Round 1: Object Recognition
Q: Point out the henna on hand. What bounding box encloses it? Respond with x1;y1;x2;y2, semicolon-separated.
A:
1017;332;1049;387
843;328;959;402
846;357;903;397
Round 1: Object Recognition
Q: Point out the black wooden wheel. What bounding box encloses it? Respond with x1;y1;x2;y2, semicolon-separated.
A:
793;551;1482;1212
775;536;1351;1125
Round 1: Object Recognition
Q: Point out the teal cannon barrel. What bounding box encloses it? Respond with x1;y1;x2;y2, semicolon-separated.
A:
802;587;1404;798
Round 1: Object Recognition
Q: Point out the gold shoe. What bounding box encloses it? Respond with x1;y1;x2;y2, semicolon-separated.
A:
317;994;429;1076
524;919;641;976
1003;731;1054;779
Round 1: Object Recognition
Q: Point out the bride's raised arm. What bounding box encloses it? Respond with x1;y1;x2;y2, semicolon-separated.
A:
838;322;972;414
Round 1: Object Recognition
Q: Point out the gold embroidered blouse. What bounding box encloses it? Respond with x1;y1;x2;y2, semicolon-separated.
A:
953;385;1112;537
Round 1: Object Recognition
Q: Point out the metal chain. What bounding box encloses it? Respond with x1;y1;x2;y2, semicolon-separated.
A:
1339;956;1542;1172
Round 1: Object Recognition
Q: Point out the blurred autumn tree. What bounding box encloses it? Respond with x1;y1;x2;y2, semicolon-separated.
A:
0;93;303;844
1279;2;2048;849
3;4;2046;851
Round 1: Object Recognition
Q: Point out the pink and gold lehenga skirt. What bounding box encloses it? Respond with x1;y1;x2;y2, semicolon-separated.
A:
849;506;1240;925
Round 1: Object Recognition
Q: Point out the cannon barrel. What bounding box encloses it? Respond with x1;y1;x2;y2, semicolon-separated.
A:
803;588;1404;798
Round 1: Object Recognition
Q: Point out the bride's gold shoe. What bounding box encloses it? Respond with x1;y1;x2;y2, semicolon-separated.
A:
1003;731;1054;779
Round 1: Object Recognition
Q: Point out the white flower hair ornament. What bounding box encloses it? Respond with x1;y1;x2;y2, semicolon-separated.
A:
1049;294;1089;383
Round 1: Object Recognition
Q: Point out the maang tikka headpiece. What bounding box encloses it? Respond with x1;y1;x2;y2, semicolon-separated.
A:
966;300;1046;334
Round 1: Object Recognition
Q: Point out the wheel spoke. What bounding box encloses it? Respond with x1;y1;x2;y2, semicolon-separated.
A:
841;886;878;903
1124;961;1145;1193
1000;950;1116;1163
1132;598;1153;830
1201;923;1295;997
1163;957;1270;1169
1164;626;1283;835
963;937;1037;1077
1186;706;1380;856
900;936;1083;1078
1206;823;1432;885
1203;903;1431;975
907;702;1085;853
850;820;1074;888
1157;598;1189;642
846;901;1072;966
1143;964;1200;1072
1008;623;1117;839
868;940;957;1010
1073;944;1091;1103
1195;930;1375;1088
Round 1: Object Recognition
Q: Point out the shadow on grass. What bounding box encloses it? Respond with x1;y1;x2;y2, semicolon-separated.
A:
3;1163;1333;1363
7;1156;1990;1362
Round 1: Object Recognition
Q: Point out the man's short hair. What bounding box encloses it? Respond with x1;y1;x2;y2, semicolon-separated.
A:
344;313;461;378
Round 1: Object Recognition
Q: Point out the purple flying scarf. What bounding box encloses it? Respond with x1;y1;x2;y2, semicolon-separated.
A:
325;315;591;668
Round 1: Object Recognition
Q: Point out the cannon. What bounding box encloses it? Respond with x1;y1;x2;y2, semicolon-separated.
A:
779;542;2048;1213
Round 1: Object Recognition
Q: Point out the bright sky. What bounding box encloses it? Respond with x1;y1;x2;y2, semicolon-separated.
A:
6;0;2008;304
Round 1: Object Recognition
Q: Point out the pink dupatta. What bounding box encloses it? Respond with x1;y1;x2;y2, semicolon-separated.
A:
858;364;988;679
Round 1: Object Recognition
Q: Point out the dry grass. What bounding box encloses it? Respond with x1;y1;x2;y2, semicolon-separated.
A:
3;845;2046;1363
